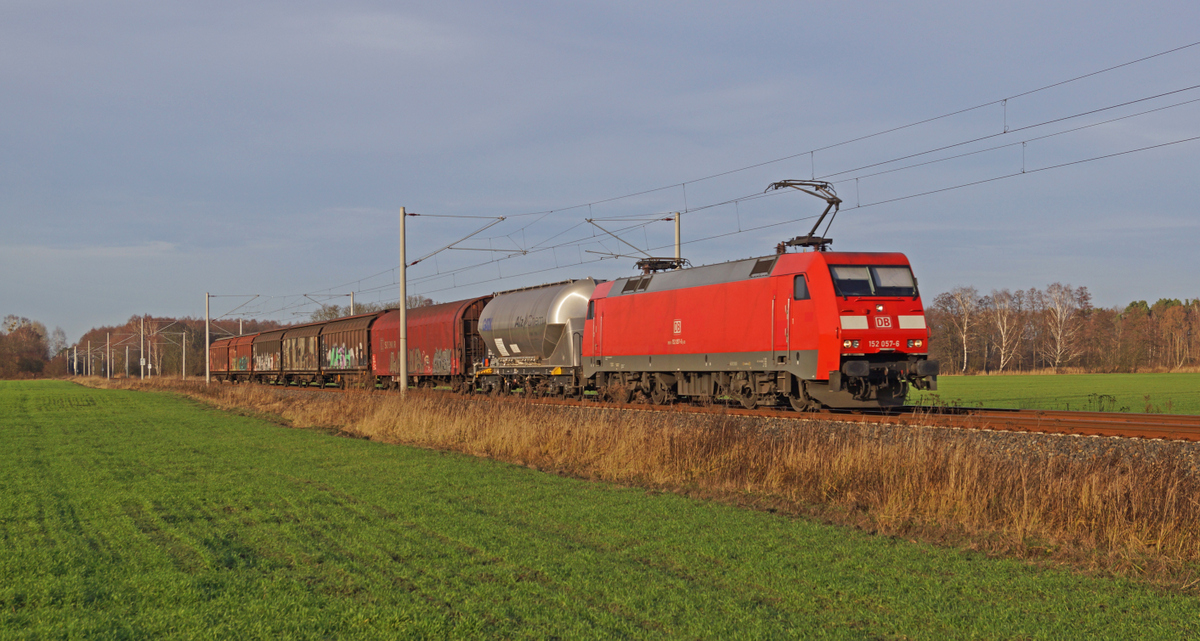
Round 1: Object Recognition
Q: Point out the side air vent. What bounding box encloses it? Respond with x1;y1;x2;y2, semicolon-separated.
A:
749;257;777;278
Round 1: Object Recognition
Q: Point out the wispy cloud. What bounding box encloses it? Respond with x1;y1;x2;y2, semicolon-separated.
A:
3;241;180;261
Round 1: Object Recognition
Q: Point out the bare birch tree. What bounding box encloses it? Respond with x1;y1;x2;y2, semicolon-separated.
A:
984;289;1025;372
933;286;979;373
1042;283;1091;370
1160;304;1192;369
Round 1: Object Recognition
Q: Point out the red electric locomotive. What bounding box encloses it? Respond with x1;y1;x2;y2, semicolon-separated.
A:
580;250;937;409
473;179;938;409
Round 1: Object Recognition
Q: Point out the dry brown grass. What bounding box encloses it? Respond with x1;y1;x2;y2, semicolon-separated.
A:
83;376;1200;588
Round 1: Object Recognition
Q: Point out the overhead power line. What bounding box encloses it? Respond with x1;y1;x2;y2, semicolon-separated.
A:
236;40;1200;320
412;131;1200;299
482;39;1200;225
244;119;1200;320
440;39;1200;252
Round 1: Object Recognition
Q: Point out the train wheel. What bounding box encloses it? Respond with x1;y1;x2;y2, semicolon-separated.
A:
788;395;814;412
617;385;633;404
650;379;670;406
605;383;631;404
737;387;757;410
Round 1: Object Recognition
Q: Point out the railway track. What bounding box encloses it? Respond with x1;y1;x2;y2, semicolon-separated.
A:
871;407;1200;441
269;383;1200;442
532;398;1200;442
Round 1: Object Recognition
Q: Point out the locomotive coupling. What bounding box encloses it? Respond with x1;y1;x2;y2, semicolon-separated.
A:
834;358;940;394
841;359;939;378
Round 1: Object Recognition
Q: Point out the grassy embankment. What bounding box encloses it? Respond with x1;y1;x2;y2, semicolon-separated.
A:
910;371;1200;414
82;378;1200;583
5;379;1200;638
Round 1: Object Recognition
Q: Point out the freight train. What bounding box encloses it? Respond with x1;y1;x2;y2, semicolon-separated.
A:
209;251;939;409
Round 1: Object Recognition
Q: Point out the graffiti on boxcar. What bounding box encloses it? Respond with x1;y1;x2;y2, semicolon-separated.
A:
285;336;319;370
326;343;363;369
254;353;277;371
233;356;250;371
432;348;452;374
400;347;455;375
406;348;430;374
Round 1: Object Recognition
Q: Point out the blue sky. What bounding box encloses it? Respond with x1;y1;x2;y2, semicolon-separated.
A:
3;1;1198;341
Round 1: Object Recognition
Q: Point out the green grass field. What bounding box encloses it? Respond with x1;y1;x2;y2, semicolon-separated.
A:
4;380;1200;638
910;372;1200;414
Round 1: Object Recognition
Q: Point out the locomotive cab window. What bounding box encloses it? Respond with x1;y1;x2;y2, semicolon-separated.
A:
586;301;594;320
829;265;917;297
871;266;918;297
793;274;810;300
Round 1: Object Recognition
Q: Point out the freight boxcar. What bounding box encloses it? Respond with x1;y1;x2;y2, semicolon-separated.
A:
372;297;491;391
281;323;323;385
208;336;233;381
320;313;381;388
252;328;285;384
581;251;937;409
228;335;255;382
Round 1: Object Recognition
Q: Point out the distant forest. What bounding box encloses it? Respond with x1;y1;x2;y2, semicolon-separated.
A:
928;284;1198;374
2;286;1194;379
0;296;436;379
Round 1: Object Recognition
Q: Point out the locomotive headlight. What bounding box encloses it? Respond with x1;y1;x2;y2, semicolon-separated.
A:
907;339;924;348
843;339;860;348
875;304;884;312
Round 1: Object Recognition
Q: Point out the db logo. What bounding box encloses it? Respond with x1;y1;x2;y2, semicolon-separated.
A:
874;316;892;329
673;319;682;334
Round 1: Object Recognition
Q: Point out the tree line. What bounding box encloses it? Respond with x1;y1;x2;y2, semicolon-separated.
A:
928;284;1197;373
0;316;67;378
307;295;435;322
0;296;441;379
63;315;286;379
5;286;1194;379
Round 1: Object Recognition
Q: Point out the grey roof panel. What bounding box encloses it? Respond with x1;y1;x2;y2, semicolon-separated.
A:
608;255;778;297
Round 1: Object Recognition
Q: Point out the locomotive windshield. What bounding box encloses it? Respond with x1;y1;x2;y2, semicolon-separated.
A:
829;265;917;297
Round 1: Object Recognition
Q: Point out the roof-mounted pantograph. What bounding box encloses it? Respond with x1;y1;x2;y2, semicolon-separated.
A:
765;180;842;252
